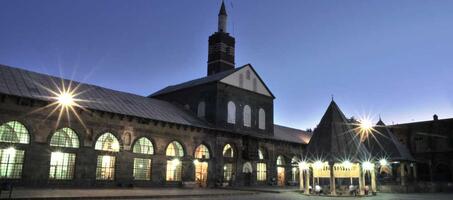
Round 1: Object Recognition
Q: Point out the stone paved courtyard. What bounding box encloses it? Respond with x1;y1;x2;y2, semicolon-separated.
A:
152;192;453;200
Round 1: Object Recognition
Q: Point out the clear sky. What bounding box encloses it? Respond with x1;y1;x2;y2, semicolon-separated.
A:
1;0;452;130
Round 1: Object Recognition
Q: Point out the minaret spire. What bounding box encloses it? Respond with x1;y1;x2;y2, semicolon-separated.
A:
218;0;228;32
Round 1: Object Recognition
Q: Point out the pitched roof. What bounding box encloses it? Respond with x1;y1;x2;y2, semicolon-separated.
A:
0;64;210;128
306;101;370;162
273;124;312;144
150;65;246;97
365;119;415;161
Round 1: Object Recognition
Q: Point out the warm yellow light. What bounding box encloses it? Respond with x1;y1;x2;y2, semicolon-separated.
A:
299;161;309;170
362;161;373;171
379;159;388;166
359;119;373;131
342;160;353;169
171;158;181;170
313;160;324;169
57;92;75;107
193;159;199;165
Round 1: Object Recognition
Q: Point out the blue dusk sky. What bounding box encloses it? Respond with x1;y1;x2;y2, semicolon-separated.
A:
1;0;452;130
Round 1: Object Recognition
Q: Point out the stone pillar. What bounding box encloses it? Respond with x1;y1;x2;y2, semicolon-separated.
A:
329;162;336;195
371;166;377;195
305;168;310;195
299;169;304;190
400;162;406;186
358;166;365;195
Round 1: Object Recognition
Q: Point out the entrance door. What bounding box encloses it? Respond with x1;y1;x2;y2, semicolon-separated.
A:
195;161;208;187
277;167;285;186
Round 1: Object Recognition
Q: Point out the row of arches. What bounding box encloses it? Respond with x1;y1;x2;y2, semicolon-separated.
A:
227;101;266;130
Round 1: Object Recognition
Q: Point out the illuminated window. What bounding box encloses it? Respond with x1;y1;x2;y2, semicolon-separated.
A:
95;133;120;152
222;144;234;158
166;141;184;157
223;163;233;181
0;121;30;144
257;162;267;181
227;101;236;124
258;108;265;130
166;159;182;181
96;155;115;180
243;105;251;127
197;101;206;118
291;157;300;182
133;138;154;155
194;144;210;159
49;152;76;180
277;156;285;166
133;158;151;180
258;148;265;160
0;148;24;179
166;141;183;181
50;128;79;148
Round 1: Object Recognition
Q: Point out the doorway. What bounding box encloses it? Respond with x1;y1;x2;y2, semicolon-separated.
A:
277;167;285;186
195;161;208;187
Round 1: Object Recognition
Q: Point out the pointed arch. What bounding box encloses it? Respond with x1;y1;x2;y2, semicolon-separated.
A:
0;121;30;144
50;127;79;148
277;155;285;166
197;101;206;118
222;143;234;158
166;141;184;157
133;137;154;155
95;132;120;152
194;144;210;159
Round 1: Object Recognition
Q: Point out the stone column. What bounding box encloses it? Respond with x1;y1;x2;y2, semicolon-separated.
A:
299;169;304;190
329;162;336;195
400;162;406;186
305;168;310;195
371;166;377;195
358;166;365;195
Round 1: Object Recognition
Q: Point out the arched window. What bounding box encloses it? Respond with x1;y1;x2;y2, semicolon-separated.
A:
0;121;29;179
227;101;236;124
132;137;154;180
166;141;184;181
291;156;300;182
239;74;244;87
277;156;285;166
246;70;251;80
95;133;120;152
0;121;30;144
50;127;79;148
257;147;267;181
258;108;266;130
49;127;79;180
95;133;120;180
222;144;234;158
133;137;154;155
197;101;206;118
243;105;251;127
194;144;210;159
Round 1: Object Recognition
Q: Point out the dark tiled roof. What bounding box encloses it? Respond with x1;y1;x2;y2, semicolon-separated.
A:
273;124;312;144
0;64;210;128
150;65;246;97
365;119;415;161
306;101;370;162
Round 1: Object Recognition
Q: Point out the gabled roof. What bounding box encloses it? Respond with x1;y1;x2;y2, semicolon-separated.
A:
0;64;210;128
306;101;370;162
150;64;275;98
274;124;312;144
365;119;415;161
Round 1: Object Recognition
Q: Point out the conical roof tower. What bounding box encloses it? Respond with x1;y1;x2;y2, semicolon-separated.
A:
306;100;370;162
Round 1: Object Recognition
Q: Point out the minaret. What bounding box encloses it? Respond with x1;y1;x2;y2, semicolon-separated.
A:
207;1;235;76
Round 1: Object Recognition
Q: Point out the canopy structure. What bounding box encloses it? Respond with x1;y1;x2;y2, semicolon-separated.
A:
300;100;377;196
